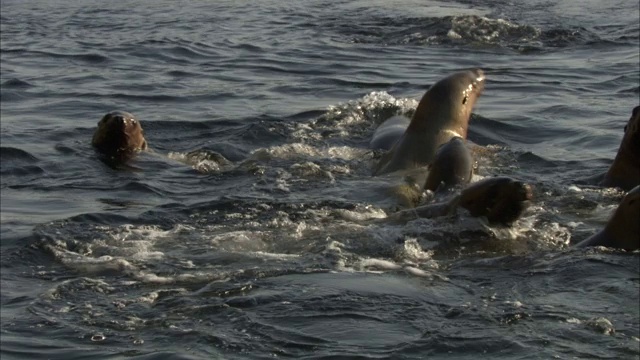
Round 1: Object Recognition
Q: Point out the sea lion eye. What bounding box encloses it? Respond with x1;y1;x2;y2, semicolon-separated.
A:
462;96;468;105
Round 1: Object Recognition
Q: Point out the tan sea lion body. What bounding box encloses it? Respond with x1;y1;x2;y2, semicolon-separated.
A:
92;111;148;162
423;136;473;192
372;69;485;176
576;185;640;250
601;106;640;191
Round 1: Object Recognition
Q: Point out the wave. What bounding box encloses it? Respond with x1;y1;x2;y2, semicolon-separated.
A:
1;78;34;88
0;147;43;178
0;146;39;163
1;48;111;64
335;14;607;52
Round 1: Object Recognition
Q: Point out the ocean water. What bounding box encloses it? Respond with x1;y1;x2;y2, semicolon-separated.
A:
1;0;639;358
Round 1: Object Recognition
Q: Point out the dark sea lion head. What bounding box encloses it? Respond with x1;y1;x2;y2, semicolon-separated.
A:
578;185;640;250
92;111;147;161
622;105;640;158
458;177;533;226
606;185;640;249
424;136;473;192
603;105;640;190
409;68;485;136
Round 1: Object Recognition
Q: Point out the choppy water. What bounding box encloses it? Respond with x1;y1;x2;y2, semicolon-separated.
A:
1;0;639;359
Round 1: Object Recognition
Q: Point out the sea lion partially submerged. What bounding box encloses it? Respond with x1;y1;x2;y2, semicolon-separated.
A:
456;177;533;225
601;106;640;191
423;136;473;192
370;115;411;151
575;185;640;250
391;177;533;226
372;69;485;175
92;111;147;162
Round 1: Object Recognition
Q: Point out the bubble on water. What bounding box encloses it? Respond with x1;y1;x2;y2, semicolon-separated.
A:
91;333;106;342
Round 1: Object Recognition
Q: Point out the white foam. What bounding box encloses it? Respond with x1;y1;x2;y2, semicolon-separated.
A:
396;239;437;265
504;300;524;308
585;317;615;335
402;266;431;278
209;231;267;251
250;143;367;162
167;151;229;173
291;91;418;143
449;15;541;44
359;258;402;271
336;207;387;221
290;162;335;182
567;185;583;193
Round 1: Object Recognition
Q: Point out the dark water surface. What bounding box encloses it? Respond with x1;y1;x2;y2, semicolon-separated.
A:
1;0;639;358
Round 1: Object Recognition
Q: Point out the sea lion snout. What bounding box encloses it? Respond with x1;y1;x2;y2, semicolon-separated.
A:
99;111;139;128
470;68;485;90
111;114;133;127
461;69;485;105
472;68;485;81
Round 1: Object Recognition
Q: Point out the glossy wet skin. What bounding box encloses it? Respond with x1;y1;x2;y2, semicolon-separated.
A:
92;111;147;161
424;136;473;192
408;68;485;135
372;69;485;175
389;176;532;226
604;185;640;250
577;185;640;250
458;177;533;225
603;105;640;191
369;115;411;151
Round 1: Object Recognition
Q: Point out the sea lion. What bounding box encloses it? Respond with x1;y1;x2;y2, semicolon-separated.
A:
423;136;473;192
92;111;147;162
575;185;640;250
456;177;532;225
372;69;485;176
370;115;411;151
601;106;640;191
391;177;533;226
